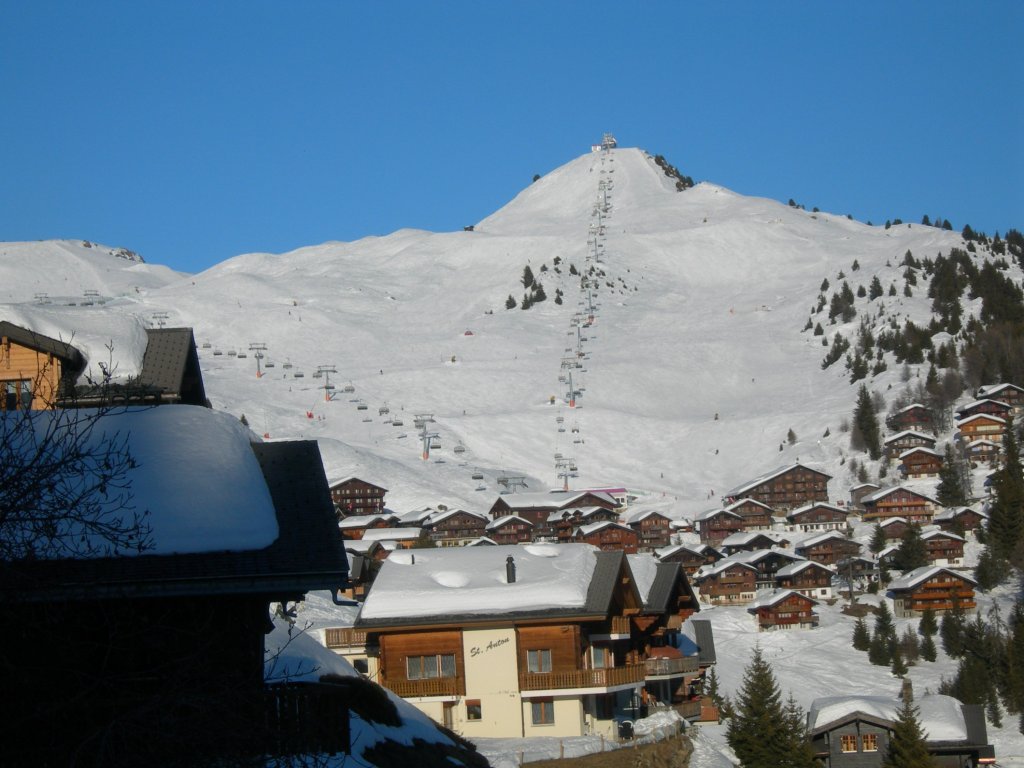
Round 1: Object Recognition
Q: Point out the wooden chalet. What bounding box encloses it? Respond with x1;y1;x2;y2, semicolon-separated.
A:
887;567;977;617
0;408;350;764
898;446;944;478
720;531;786;555
957;398;1012;421
934;506;987;535
574;520;639;553
337;513;401;540
878;517;911;541
695;508;745;544
1;320;86;410
883;430;936;459
488;490;619;529
330;477;388;517
693;561;758;605
835;555;879;585
861;486;938;524
886;402;934;433
656;543;722;577
747;590;819;631
724;463;831;512
360;527;427;550
795;532;861;568
720;549;805;590
956;413;1007;445
786;502;849;533
625;509;674;551
424;508;488;546
724;498;775;530
544;506;618;543
965;439;1001;466
849;483;880;511
485;515;534;545
922;529;966;567
977;382;1024;414
354;544;699;739
808;694;994;767
775;560;834;600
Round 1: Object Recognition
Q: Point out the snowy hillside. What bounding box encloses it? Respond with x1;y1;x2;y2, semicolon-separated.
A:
0;147;1001;518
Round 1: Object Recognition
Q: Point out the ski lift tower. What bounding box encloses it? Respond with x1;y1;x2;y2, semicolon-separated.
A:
601;133;617;151
416;414;437;460
33;293;49;305
317;365;338;401
150;312;169;329
497;474;528;493
249;343;268;378
555;456;578;492
560;357;577;408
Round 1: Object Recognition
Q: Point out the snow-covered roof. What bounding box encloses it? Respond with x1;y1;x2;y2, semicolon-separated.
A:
695;559;759;579
894;402;928;415
621;507;671;524
427;507;487;525
898;446;942;460
396;507;437;525
726;463;830;498
485;514;533;530
808;694;969;743
956;412;1007;426
957;398;1010;415
725;497;774;512
576;520;631;537
720;531;776;547
343;538;381;555
329;475;388;491
796;531;853;549
360;527;422;543
5;405;279;557
695;507;741;522
966;438;1000;449
863;485;938;504
748;589;817;610
357;543;612;623
493;490;618;510
978;383;1024;397
776;559;829;577
888;566;977;591
626;553;659;602
880;516;909;527
338;514;395;529
922;529;965;543
884;430;936;444
934;506;987;522
786;501;847;518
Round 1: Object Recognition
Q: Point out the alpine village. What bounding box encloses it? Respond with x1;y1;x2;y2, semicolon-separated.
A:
4;139;1024;768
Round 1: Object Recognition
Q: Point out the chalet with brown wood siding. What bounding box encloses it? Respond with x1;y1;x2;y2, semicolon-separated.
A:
878;517;911;541
786;502;849;533
488;491;619;529
574;521;639;553
898;447;943;478
849;483;880;511
656;544;722;577
977;382;1024;414
330;477;388;517
887;567;976;617
425;509;488;546
794;532;861;568
724;498;775;530
724;463;831;512
883;430;936;459
695;509;745;544
965;439;1001;466
625;510;674;551
693;561;758;605
922;530;966;567
337;513;401;540
485;515;534;545
747;590;819;631
775;560;834;600
886;403;933;433
956;413;1007;445
861;486;938;524
956;398;1012;420
934;506;987;535
720;531;786;555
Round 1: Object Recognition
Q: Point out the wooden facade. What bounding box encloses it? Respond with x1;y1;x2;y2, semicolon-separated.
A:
725;498;775;528
795;533;861;568
956;413;1007;445
626;511;673;550
725;464;831;512
695;562;758;605
488;491;619;529
898;447;943;478
861;486;937;524
922;530;966;567
426;509;488;546
934;507;987;535
696;509;745;544
883;430;936;459
575;521;639;553
775;560;834;600
965;439;1001;466
886;403;933;433
485;515;534;544
748;590;819;631
337;513;400;540
657;544;722;577
957;398;1012;420
888;567;977;617
786;502;849;533
848;483;880;511
330;477;388;517
977;382;1024;414
0;322;85;410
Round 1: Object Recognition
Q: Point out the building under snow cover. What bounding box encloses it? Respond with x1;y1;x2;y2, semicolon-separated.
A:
352;543;705;739
807;693;994;766
1;405;350;764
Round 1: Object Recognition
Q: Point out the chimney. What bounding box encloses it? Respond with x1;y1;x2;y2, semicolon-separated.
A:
506;555;516;584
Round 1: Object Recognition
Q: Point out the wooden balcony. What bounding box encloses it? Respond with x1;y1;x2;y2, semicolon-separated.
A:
644;655;699;678
675;698;703;720
324;628;368;649
519;664;645;692
263;682;350;756
385;677;462;698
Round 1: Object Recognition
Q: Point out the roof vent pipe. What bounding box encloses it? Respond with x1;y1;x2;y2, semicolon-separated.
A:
506;555;516;584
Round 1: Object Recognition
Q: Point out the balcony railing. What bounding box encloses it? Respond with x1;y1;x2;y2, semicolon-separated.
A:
519;664;645;692
324;628;368;649
263;682;350;756
385;677;462;698
644;655;699;678
675;698;703;719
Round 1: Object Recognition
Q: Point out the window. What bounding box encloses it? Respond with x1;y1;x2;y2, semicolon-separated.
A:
840;734;857;753
862;733;878;752
466;700;482;721
3;380;31;411
528;649;552;673
406;653;456;680
531;698;554;725
592;646;610;669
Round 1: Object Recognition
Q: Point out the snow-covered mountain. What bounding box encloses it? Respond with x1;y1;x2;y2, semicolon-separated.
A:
0;147;996;518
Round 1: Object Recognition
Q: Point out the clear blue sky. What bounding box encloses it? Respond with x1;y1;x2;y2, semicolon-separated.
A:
3;1;1021;274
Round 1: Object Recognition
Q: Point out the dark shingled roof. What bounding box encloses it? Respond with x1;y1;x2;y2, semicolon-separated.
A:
138;327;207;405
3;440;348;602
688;619;717;665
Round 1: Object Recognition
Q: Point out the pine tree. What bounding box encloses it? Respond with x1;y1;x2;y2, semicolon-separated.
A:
893;524;929;572
1005;602;1024;733
870;523;888;555
239;413;249;427
882;696;938;768
919;609;938;638
521;265;535;288
505;294;516;309
869;275;884;299
531;281;546;302
853;616;871;651
941;600;966;658
899;625;920;664
891;644;908;676
726;647;816;767
920;633;937;662
851;384;882;459
987;419;1024;564
935;443;966;507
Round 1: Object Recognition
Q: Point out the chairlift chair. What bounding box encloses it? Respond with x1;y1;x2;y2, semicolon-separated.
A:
324;383;336;390
201;342;212;349
357;403;368;410
237;353;247;359
471;472;484;480
265;361;275;368
454;444;466;455
282;361;293;369
379;405;390;415
343;383;355;393
213;349;223;356
293;371;305;378
392;419;404;426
